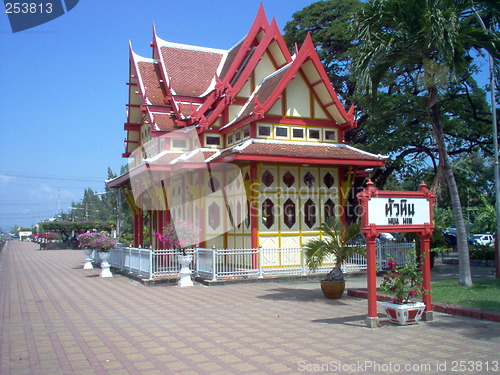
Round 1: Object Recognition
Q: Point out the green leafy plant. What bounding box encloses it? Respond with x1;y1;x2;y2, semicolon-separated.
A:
469;245;495;261
379;252;425;304
303;217;365;282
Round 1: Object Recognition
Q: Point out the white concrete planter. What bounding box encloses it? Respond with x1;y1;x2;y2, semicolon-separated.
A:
83;249;93;269
381;301;425;325
98;251;113;278
178;255;194;287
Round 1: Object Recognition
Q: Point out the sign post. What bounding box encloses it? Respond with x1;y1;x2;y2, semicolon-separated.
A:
357;180;436;328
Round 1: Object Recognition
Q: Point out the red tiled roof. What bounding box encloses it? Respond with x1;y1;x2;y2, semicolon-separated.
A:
137;62;167;106
213;140;385;165
219;40;243;81
161;47;223;97
152;113;177;132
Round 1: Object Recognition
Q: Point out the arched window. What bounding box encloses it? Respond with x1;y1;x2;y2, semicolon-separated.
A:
262;199;275;229
282;171;295;188
236;201;242;229
303;172;315;188
324;199;335;222
208;202;220;230
304;199;316;229
245;200;251;228
323;172;335;188
262;170;274;187
283;198;296;229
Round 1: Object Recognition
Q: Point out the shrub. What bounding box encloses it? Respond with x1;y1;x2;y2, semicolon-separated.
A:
469;245;495;261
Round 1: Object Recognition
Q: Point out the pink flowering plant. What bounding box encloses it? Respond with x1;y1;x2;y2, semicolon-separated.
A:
77;232;117;252
31;232;58;242
156;220;200;255
379;252;425;304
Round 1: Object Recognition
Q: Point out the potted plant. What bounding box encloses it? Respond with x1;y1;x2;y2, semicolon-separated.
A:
77;232;117;277
379;253;426;325
156;220;200;287
303;217;365;299
77;232;97;269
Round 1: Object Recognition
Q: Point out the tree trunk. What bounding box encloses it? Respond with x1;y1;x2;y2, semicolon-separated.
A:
428;88;473;287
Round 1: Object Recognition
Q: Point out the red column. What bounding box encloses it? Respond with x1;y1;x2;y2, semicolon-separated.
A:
250;162;259;267
133;213;140;248
366;234;378;319
420;234;432;312
155;210;164;250
197;170;206;248
137;212;144;248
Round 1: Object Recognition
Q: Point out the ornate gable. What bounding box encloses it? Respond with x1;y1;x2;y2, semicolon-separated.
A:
118;4;381;170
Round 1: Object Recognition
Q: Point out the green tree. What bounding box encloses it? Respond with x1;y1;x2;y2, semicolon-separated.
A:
283;0;495;194
283;0;362;97
472;196;497;233
351;0;500;287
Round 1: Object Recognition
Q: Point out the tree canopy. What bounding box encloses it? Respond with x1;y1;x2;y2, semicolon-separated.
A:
285;0;500;287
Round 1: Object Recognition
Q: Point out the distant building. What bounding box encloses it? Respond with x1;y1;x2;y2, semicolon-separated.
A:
108;5;385;250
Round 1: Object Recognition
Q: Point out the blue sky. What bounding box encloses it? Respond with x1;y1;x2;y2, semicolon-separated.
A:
0;0;317;231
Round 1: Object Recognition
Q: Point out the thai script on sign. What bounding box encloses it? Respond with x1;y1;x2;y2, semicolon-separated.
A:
385;198;415;225
385;198;415;217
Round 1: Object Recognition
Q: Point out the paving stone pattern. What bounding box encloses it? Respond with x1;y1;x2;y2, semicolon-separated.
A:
1;241;499;374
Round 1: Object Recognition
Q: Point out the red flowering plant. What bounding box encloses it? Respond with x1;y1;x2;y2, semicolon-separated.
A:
379;252;425;304
77;232;117;252
156;220;200;255
31;232;58;243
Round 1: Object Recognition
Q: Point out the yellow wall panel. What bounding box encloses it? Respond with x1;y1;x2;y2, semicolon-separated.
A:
286;75;311;118
313;97;329;120
255;53;276;86
228;104;244;123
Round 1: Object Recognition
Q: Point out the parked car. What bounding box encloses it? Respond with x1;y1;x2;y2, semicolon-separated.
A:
468;234;494;246
443;232;457;246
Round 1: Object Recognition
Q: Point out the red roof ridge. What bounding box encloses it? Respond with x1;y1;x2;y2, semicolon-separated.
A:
154;34;227;55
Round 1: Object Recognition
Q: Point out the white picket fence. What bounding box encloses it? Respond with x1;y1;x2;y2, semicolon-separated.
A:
93;242;415;281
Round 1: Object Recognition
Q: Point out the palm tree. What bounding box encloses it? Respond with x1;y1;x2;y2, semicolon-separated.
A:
351;0;500;287
304;217;365;282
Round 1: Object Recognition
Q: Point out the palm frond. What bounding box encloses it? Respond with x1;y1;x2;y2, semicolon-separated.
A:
303;217;364;272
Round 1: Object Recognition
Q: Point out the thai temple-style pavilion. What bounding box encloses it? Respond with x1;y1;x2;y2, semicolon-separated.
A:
108;5;386;250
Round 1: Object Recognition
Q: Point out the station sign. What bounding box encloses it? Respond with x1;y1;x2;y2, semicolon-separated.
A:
367;197;431;226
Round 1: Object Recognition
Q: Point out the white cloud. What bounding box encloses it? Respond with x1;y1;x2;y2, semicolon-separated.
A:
0;174;16;186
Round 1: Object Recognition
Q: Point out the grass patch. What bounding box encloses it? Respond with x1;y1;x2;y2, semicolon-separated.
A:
430;279;500;312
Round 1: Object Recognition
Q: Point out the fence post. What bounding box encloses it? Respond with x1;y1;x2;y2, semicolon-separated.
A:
258;248;264;278
194;248;199;277
301;247;307;276
147;249;153;280
139;248;142;276
128;248;132;273
211;246;217;281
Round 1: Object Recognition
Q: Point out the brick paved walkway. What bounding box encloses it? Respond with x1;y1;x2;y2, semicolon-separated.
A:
1;241;499;375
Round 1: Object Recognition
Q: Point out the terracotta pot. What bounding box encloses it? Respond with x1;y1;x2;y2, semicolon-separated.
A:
320;280;345;299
